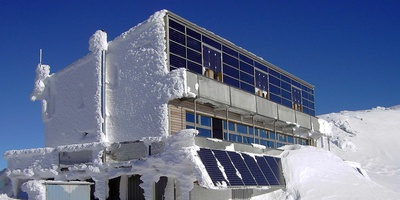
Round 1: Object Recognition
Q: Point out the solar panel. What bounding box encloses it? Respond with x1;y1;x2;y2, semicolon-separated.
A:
241;153;269;186
271;157;285;185
197;148;229;186
226;151;257;186
197;148;285;188
255;156;280;185
212;149;244;186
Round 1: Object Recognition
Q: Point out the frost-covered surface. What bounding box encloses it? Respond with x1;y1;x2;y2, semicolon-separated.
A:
30;54;105;147
105;9;192;142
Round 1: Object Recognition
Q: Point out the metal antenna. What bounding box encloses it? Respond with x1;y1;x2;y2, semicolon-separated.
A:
39;49;42;65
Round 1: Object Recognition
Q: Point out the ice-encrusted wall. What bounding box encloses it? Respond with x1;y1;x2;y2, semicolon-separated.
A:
31;32;106;147
105;10;190;142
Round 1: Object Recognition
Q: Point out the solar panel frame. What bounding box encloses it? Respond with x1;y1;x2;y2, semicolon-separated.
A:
241;153;269;186
212;149;244;186
226;151;257;186
255;156;280;185
197;148;230;186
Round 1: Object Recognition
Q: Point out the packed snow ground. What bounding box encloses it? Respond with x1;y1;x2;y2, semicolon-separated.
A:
2;105;400;199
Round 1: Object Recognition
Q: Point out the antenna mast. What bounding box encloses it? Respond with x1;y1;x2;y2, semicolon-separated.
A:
39;49;42;65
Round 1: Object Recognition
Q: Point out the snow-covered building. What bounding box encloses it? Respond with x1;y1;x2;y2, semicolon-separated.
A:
4;10;321;200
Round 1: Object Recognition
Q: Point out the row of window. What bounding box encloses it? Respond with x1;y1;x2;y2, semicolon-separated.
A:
185;112;308;148
168;18;315;116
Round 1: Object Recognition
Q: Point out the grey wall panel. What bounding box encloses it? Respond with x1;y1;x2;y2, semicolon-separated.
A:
256;97;277;119
277;105;295;124
198;77;230;105
311;116;320;132
296;111;311;129
230;88;256;113
186;71;198;96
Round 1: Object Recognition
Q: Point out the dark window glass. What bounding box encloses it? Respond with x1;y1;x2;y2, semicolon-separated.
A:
186;112;194;123
237;124;247;134
278;134;285;142
187;27;201;40
187;36;201;52
281;81;291;91
269;84;281;95
169;28;185;45
292;80;301;88
197;128;211;138
309;94;314;102
187;61;202;74
309;102;315;109
277;143;285;148
249;127;253;135
187;48;201;63
186;125;194;129
223;53;239;68
240;61;254;74
260;139;267;146
269;75;280;87
302;99;309;108
303;107;310;115
292;87;302;104
240;72;254;85
302;90;309;100
270;93;281;104
169;19;185;32
282;90;291;100
169;66;177;71
282;98;292;107
240;82;254;93
268;141;275;148
255;71;268;90
222;45;238;57
202;35;221;49
203;46;221;72
169;41;186;58
170;54;186;68
223;75;239;88
239;54;253;65
269;132;276;139
200;115;211;126
269;69;280;78
260;130;268;138
281;74;291;83
255;62;268;73
223;64;239;78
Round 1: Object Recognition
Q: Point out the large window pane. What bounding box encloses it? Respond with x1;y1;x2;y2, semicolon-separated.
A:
197;128;211;138
169;19;185;32
187;61;202;74
202;35;221;49
187;36;201;51
200;115;211;126
223;75;240;88
222;45;238;58
187;49;201;64
170;54;186;68
203;46;221;72
186;112;194;123
237;124;247;134
240;82;254;93
240;61;254;74
169;28;185;45
255;61;268;73
187;27;201;40
239;54;253;65
240;72;254;85
223;53;239;68
170;41;186;57
223;64;239;78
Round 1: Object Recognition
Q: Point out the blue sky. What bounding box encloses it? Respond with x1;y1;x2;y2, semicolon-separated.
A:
0;0;399;170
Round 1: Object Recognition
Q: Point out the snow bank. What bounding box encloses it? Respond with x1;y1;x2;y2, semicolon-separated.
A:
280;145;400;199
319;107;400;194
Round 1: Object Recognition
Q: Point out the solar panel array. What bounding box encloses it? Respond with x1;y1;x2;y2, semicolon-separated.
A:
197;148;285;187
